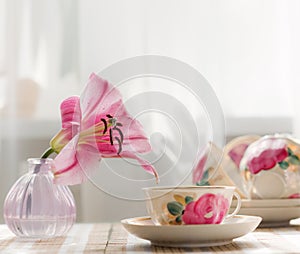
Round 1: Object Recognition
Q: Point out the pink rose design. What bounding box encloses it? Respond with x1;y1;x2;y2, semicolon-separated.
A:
182;193;229;224
192;154;208;184
228;143;249;167
247;148;288;174
288;193;300;199
192;144;210;184
241;137;288;175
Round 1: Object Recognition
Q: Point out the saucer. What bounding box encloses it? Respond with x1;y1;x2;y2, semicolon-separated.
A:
231;206;300;227
121;215;262;247
232;198;300;208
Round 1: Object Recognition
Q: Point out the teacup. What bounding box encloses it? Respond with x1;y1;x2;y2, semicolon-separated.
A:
239;135;300;199
143;186;241;225
192;142;249;198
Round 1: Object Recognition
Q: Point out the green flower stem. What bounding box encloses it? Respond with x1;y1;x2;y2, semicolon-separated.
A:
41;147;55;159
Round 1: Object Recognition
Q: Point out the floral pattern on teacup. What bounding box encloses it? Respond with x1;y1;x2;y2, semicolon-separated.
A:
239;135;300;199
192;143;234;188
166;193;229;225
289;193;300;199
247;145;288;174
228;143;249;168
241;138;300;174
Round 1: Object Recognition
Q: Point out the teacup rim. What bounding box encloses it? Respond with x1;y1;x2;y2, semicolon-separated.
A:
143;185;236;191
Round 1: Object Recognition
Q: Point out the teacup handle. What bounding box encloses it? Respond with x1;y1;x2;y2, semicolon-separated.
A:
226;192;241;219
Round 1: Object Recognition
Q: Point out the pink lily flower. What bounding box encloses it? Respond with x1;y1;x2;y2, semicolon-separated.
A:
48;73;158;185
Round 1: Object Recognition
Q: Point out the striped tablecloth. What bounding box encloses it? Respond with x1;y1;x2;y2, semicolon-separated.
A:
1;223;300;253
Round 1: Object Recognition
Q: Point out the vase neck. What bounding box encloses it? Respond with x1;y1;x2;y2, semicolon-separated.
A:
27;158;54;174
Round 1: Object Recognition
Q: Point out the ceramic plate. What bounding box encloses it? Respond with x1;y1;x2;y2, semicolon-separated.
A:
230;206;300;227
121;215;262;247
232;198;300;208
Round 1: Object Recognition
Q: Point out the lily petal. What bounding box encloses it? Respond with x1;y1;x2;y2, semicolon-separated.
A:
60;96;81;129
50;128;75;154
102;99;151;153
81;73;122;126
53;135;100;185
88;99;152;155
115;107;151;153
50;96;81;153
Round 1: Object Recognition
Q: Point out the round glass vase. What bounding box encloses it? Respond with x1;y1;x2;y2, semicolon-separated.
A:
3;158;76;238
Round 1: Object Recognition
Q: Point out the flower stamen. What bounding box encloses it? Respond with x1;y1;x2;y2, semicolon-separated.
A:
101;118;108;134
105;115;124;154
115;137;122;155
109;128;114;145
113;126;124;144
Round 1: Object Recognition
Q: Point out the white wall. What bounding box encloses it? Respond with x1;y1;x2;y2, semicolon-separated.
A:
79;0;297;120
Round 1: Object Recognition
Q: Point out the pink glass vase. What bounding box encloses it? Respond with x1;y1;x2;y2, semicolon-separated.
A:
3;158;76;238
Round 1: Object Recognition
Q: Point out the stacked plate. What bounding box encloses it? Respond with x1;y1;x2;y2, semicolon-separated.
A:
230;198;300;227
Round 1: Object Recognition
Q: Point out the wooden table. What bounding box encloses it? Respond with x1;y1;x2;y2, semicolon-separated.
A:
1;223;300;253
